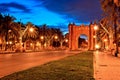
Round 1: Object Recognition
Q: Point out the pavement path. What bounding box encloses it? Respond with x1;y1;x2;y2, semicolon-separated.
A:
0;50;80;78
94;51;120;80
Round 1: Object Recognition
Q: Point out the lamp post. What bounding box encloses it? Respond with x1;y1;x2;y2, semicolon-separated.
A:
103;39;108;50
40;36;44;49
65;39;68;43
64;39;68;48
19;26;34;52
29;28;34;32
94;25;98;31
54;35;58;47
94;24;99;50
54;35;58;40
49;35;58;47
40;36;44;40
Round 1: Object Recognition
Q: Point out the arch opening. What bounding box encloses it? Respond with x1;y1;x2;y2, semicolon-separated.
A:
78;34;88;50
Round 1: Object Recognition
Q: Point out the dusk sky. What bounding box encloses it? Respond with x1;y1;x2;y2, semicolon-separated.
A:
0;0;103;33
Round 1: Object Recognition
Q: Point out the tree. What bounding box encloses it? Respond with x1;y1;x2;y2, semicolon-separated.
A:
38;25;64;49
0;14;19;50
23;22;39;41
97;18;113;50
100;0;120;56
21;22;39;51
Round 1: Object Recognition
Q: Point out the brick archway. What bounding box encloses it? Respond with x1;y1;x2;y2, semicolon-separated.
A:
69;23;95;50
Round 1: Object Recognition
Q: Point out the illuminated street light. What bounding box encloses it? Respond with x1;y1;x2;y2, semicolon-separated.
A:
93;24;99;50
19;26;34;52
40;36;45;49
36;42;40;46
9;41;12;44
6;42;9;44
29;27;34;32
103;39;108;50
93;35;96;38
95;44;100;49
40;36;44;40
94;25;98;31
54;35;58;39
30;43;32;46
8;30;12;33
65;39;68;42
104;39;107;42
64;39;69;48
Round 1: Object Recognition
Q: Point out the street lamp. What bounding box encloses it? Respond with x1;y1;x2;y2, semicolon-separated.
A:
6;42;9;45
65;39;68;43
40;36;44;40
64;39;69;48
94;25;98;31
29;27;34;32
95;44;100;49
54;35;58;40
40;36;45;49
9;41;12;45
54;35;58;47
94;24;99;50
19;26;34;52
104;39;107;42
103;38;108;50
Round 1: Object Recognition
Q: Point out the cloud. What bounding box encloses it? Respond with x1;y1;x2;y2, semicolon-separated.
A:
34;0;103;23
48;25;68;33
0;2;31;13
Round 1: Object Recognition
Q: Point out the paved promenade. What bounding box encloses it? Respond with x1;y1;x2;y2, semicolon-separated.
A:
0;50;80;78
94;51;120;80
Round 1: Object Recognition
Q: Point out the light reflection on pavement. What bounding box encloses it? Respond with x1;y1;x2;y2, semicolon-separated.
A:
94;51;120;80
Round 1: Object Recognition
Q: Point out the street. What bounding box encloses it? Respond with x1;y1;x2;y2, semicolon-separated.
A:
0;50;80;78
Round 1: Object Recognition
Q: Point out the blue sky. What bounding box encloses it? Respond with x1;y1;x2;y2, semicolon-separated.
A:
0;0;102;33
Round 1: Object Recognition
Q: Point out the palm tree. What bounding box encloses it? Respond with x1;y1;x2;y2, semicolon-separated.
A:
22;22;39;50
23;22;39;40
0;14;19;50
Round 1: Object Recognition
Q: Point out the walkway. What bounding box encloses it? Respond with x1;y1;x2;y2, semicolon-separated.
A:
0;50;80;78
94;51;120;80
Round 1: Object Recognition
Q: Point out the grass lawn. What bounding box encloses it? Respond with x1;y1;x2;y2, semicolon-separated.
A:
0;51;94;80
